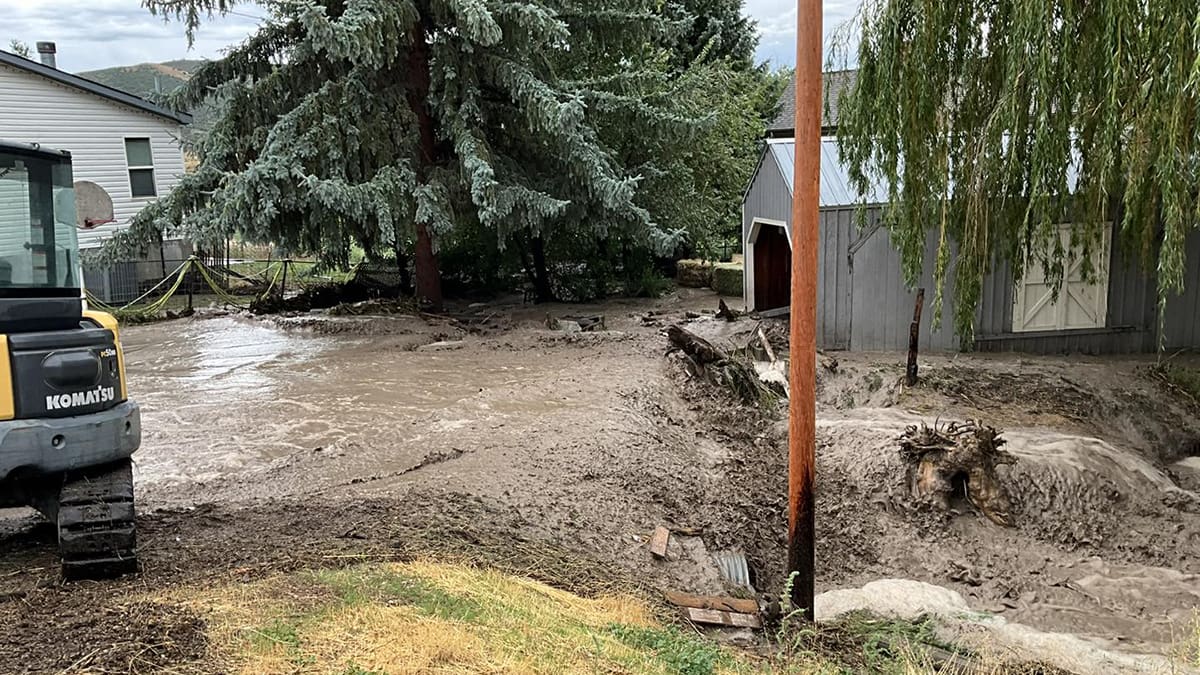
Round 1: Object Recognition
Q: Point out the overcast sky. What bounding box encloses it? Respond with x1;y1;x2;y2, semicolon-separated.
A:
0;0;862;73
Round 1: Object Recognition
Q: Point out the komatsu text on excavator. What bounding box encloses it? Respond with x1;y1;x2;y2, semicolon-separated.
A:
0;140;141;579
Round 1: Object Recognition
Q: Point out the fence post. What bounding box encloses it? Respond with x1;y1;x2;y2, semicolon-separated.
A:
280;260;290;300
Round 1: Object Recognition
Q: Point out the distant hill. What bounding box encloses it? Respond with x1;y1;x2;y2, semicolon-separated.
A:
77;59;207;99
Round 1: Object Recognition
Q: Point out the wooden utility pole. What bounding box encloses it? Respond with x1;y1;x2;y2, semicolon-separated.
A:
787;0;821;617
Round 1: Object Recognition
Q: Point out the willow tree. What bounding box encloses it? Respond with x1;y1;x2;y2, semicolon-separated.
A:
835;2;1200;341
116;0;693;309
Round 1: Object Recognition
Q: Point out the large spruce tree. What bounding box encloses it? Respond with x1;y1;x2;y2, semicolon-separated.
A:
118;0;696;309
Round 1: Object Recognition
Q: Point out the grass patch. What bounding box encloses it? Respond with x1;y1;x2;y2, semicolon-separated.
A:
158;561;1081;674
775;611;954;673
608;624;731;675
160;560;758;674
314;566;485;622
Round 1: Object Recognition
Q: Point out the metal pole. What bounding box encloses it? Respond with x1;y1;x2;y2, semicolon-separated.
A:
788;0;821;617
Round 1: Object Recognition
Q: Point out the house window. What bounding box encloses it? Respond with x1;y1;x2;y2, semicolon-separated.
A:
1012;224;1111;332
124;138;156;198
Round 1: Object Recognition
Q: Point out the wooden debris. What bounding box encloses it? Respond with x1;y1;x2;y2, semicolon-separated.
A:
899;421;1017;526
906;288;926;386
667;326;727;365
664;591;759;615
648;526;671;559
716;299;741;322
564;314;606;332
547;314;605;332
757;327;777;363
683;607;762;629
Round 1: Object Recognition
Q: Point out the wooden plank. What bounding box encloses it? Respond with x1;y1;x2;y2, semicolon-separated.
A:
684;607;762;629
648;526;670;559
664;591;758;615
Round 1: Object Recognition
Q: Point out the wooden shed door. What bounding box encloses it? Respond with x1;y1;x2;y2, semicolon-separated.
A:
1013;225;1111;332
754;225;791;311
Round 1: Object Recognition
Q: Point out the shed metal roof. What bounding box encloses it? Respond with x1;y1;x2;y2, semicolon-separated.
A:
0;50;192;125
766;139;890;208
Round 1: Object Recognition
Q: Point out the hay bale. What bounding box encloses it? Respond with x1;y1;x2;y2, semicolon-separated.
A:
676;259;714;288
710;262;744;298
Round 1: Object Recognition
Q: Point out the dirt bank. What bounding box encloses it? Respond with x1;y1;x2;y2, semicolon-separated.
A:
1;289;1197;672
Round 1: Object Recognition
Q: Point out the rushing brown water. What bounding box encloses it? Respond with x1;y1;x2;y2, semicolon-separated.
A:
122;316;580;490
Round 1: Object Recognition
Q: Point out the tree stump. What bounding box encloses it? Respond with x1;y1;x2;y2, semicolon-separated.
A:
899;421;1016;526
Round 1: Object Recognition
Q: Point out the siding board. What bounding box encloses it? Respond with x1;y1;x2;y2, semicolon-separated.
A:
0;63;187;250
1163;231;1200;349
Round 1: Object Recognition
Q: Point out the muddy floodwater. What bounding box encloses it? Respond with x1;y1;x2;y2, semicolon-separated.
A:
2;294;1199;673
125;315;588;499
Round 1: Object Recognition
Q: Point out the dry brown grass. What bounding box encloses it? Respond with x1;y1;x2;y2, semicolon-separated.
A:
157;560;748;674
155;560;1185;675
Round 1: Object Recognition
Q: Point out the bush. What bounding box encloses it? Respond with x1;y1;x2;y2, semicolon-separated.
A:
710;262;743;297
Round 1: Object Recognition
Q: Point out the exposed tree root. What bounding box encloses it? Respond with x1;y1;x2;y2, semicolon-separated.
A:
899;421;1017;526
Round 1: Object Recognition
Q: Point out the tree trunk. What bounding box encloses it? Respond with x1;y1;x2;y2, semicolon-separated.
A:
530;234;553;302
907;288;926;386
406;19;444;311
392;224;413;296
593;237;609;300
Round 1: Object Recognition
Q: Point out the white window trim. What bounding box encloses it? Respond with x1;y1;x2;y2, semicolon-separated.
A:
123;136;157;200
1012;224;1112;333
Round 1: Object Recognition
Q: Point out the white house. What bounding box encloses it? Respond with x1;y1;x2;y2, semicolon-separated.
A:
0;45;191;300
0;45;190;251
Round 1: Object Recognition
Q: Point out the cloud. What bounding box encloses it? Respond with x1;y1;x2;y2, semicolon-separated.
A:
1;0;863;72
745;0;864;67
0;0;262;72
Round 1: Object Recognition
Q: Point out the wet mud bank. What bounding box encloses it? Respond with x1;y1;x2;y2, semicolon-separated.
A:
1;291;1198;671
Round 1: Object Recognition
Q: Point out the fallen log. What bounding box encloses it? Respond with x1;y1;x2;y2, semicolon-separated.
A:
667;325;728;365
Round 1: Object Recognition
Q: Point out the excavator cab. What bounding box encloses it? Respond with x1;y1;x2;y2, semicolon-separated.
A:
0;140;141;578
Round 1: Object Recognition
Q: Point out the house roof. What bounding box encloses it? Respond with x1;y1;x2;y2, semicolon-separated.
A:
767;70;857;137
0;50;192;125
754;138;889;208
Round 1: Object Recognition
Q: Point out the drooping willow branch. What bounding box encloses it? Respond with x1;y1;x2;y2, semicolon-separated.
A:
831;1;1199;345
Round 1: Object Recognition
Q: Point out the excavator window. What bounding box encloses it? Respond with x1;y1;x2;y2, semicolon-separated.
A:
0;148;79;294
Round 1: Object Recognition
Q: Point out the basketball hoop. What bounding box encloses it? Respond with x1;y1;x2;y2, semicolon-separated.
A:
74;181;115;230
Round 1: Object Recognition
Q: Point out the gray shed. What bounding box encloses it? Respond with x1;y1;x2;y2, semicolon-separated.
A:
742;138;1200;354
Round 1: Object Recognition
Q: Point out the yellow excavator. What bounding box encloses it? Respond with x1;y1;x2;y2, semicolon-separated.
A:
0;139;141;579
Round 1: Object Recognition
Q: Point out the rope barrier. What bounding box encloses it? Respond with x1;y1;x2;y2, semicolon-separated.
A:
85;256;303;321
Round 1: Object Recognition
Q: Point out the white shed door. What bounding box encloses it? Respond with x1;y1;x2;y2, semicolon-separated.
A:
1013;225;1111;333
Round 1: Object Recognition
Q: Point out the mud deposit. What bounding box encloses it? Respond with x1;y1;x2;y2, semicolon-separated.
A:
1;290;1199;672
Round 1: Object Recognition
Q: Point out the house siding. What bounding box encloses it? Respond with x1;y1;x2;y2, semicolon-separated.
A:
742;155;792;235
818;209;853;349
1162;231;1200;350
742;154;791;312
0;62;186;250
847;218;960;353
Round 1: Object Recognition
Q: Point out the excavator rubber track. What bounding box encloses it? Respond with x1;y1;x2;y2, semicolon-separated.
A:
57;459;138;580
